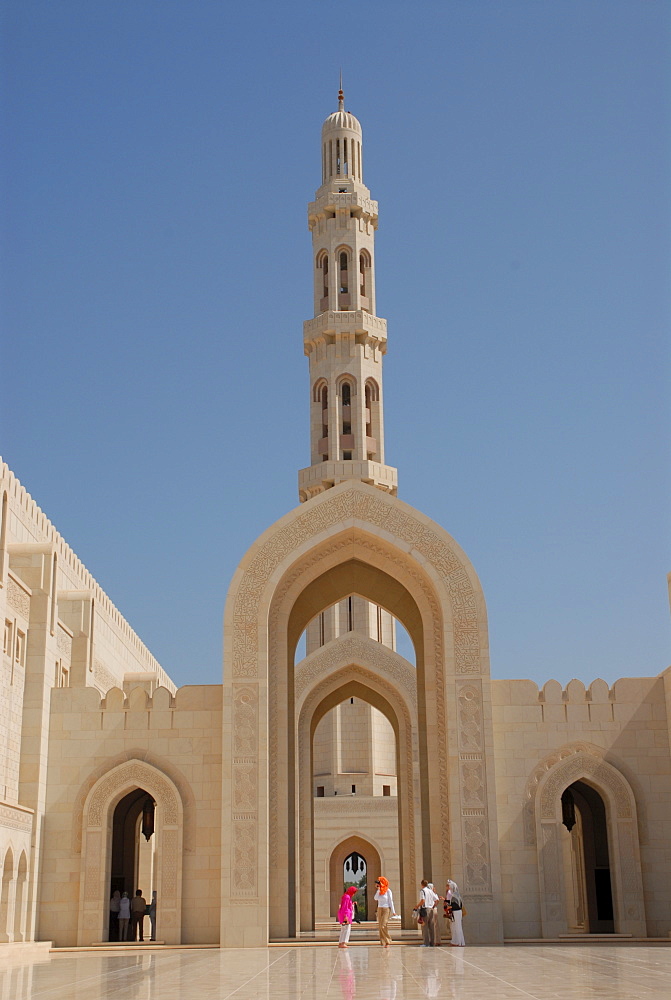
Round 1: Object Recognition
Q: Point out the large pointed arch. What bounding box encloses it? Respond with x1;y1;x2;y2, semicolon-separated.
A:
78;758;184;945
221;481;503;946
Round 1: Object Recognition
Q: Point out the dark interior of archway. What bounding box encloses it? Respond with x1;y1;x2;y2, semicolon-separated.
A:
111;788;150;899
562;780;614;933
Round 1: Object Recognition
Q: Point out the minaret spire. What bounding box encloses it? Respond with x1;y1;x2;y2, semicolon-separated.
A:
298;96;398;503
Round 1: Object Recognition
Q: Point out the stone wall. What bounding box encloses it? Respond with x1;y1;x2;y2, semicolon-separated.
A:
492;674;671;939
41;684;221;947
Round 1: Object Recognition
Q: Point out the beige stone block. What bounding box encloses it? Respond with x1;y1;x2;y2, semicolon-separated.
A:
102;711;124;731
542;704;565;723
566;703;589;723
148;710;173;731
124;710;149;730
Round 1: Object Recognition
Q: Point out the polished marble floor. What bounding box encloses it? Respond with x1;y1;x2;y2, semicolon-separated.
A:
2;944;670;1000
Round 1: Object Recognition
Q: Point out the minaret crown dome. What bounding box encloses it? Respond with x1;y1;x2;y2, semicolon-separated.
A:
321;110;362;136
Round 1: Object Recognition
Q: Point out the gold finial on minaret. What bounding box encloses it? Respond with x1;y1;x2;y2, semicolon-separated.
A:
338;69;344;111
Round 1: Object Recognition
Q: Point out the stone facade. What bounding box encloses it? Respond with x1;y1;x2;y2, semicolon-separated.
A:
1;93;669;950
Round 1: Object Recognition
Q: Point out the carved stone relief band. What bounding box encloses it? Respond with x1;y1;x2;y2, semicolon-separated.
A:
457;681;491;894
7;577;30;619
231;684;259;897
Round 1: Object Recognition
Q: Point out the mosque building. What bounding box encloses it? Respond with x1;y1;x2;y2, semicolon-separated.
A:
0;90;669;952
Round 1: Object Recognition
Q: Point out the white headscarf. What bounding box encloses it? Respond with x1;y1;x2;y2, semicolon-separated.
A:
446;880;462;906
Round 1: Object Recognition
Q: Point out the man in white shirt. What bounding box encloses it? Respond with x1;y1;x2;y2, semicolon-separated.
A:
417;880;440;946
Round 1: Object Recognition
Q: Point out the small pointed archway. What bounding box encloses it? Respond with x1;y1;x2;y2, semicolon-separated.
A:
329;835;382;921
78;759;183;945
533;747;646;937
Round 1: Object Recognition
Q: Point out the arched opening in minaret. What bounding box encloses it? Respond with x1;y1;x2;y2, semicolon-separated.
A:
359;250;371;311
317;251;329;312
365;378;381;462
338;250;350;310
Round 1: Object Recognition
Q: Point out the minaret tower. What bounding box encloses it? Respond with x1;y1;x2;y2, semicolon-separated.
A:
298;85;398;502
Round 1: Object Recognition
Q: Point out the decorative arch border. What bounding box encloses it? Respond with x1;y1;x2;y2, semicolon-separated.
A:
222;481;497;946
71;746;196;855
297;662;418;931
78;758;184;946
533;746;646;938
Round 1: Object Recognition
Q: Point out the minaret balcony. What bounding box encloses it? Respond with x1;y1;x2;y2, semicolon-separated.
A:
304;310;387;350
308;191;378;227
298;459;398;502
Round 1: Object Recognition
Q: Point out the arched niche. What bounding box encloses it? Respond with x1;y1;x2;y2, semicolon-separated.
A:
221;482;501;947
533;749;646;938
78;759;184;945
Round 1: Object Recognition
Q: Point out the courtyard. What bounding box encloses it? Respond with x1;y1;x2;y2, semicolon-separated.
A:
2;944;670;1000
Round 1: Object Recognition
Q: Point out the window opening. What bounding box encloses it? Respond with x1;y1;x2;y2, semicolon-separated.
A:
383;785;391;797
316;786;325;798
339;252;348;293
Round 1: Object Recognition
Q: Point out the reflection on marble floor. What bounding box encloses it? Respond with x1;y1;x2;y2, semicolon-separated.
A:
2;944;671;1000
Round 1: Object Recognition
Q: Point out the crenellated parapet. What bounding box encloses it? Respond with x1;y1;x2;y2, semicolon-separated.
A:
492;674;666;727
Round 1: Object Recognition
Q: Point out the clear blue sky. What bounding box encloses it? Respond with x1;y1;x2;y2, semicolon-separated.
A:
2;1;669;689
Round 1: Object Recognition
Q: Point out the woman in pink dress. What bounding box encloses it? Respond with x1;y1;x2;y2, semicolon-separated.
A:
337;885;358;948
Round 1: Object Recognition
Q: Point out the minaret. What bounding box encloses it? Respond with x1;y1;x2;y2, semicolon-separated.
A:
298;86;398;503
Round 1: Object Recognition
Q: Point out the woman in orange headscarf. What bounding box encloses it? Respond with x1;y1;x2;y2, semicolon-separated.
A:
373;876;398;947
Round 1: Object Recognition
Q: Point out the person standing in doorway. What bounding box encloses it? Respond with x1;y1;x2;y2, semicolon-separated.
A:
118;892;131;941
130;889;147;941
337;885;358;948
374;876;397;948
148;890;157;941
109;890;120;941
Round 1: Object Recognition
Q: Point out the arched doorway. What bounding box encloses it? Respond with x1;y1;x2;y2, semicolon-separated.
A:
78;759;183;945
222;481;502;946
534;748;646;938
109;789;157;938
329;836;382;922
560;781;614;934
